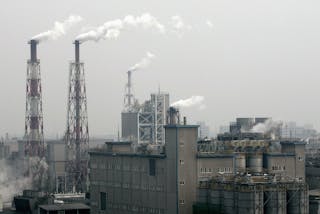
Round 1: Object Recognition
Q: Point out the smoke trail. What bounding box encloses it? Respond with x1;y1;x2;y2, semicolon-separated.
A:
76;13;165;42
206;20;214;29
171;96;205;109
32;15;83;42
169;15;192;36
130;52;155;71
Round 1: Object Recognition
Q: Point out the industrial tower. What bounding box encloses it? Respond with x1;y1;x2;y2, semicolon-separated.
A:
123;70;136;112
65;40;89;192
24;40;45;157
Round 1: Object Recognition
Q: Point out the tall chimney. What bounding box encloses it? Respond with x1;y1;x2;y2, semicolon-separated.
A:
29;40;38;63
74;40;80;63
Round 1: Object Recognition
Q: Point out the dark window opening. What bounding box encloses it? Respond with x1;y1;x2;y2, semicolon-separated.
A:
149;159;156;176
100;192;107;210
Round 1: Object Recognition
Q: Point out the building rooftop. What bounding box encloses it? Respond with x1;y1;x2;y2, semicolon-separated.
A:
280;140;306;145
105;141;132;145
89;150;166;159
197;153;234;158
39;203;90;211
164;124;199;128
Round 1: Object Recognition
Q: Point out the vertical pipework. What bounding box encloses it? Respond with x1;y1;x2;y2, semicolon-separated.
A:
75;40;80;63
29;40;38;63
74;40;81;190
127;70;132;106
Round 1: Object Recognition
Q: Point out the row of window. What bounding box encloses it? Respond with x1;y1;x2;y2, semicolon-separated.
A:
272;165;286;171
90;159;163;176
99;200;165;213
200;167;232;173
92;182;165;192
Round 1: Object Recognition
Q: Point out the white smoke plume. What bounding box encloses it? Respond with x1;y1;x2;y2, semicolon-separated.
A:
29;157;49;190
32;15;83;42
130;52;155;71
251;119;282;134
76;13;165;42
0;157;48;203
206;20;214;29
169;15;192;36
171;96;206;109
0;159;31;202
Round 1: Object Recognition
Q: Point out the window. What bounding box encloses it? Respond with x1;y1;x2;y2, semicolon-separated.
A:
179;160;184;165
179;199;185;204
100;192;107;210
179;180;185;185
149;159;156;176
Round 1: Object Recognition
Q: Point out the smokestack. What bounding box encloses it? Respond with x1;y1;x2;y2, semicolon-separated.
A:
74;40;80;63
29;40;38;63
183;116;187;125
167;107;180;125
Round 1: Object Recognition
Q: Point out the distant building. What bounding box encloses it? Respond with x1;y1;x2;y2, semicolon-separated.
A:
197;121;210;139
121;92;169;144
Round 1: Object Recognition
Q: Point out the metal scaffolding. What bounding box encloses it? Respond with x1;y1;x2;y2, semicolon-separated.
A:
64;40;89;192
137;93;169;144
24;40;45;157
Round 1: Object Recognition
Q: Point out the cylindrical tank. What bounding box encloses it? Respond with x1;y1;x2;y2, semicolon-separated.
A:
264;190;287;214
223;190;234;214
234;153;246;172
237;191;261;214
246;152;263;173
287;187;308;214
209;190;221;211
197;188;208;203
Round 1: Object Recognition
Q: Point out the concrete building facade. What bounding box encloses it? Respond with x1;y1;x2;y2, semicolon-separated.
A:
89;124;198;214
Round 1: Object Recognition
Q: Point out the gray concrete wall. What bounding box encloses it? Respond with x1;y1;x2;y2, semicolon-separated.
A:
90;154;167;214
121;112;139;141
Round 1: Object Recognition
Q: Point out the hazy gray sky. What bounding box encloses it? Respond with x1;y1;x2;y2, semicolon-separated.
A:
1;0;320;137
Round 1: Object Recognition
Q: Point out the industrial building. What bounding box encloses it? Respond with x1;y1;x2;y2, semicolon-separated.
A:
89;116;309;214
90;110;197;214
121;69;170;145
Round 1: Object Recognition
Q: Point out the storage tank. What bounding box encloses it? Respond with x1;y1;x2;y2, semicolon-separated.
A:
237;190;263;214
197;188;208;203
287;186;308;214
246;152;263;173
264;190;286;214
209;190;221;212
223;190;234;214
234;153;246;172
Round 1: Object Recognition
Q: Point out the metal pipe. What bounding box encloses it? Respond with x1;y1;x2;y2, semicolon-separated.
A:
29;40;38;63
74;40;80;63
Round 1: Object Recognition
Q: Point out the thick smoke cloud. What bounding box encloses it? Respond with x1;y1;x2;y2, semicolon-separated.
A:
251;119;282;133
32;15;83;42
76;13;165;42
171;96;206;109
0;159;31;202
130;52;155;71
0;157;48;203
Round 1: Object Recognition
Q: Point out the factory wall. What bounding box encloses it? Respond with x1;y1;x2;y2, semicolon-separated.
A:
89;153;167;214
89;124;198;214
121;112;139;142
